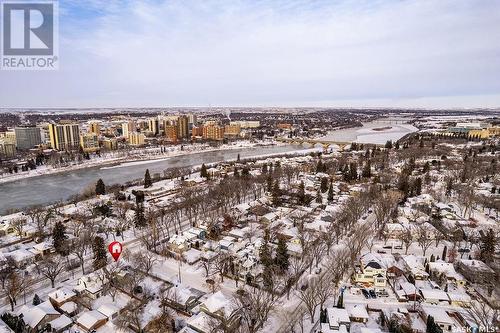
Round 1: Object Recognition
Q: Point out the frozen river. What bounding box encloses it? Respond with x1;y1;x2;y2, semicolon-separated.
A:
322;118;418;144
0;118;418;214
0;144;309;214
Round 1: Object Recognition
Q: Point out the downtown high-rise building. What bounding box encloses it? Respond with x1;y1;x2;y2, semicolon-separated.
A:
121;121;136;138
89;122;101;135
14;125;42;150
148;117;160;135
177;115;189;139
48;123;80;150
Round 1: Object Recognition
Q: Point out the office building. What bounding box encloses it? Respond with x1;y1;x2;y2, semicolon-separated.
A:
89;122;101;135
0;131;16;144
14;126;42;150
191;126;203;139
80;133;100;152
224;124;241;137
0;140;15;157
165;125;178;142
230;121;260;128
121;121;136;138
188;113;197;125
203;125;224;141
129;132;145;146
48;123;80;150
177;115;189;139
102;138;118;150
148;118;160;136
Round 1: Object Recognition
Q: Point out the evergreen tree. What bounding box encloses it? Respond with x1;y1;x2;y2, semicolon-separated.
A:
423;161;430;173
316;160;323;173
298;181;306;205
241;167;250;177
327;183;334;202
262;263;274;291
200;164;208;178
337;292;344;308
398;173;410;199
274;237;290;272
32;294;41;306
237;154;240;162
362;160;372;178
320;177;328;193
144;169;152;188
266;174;273;192
426;316;443;333
430;254;435;262
316;188;322;204
480;229;496;263
92;236;107;270
135;203;146;228
442;246;447;261
262;164;268;174
413;177;422;196
233;167;239;177
379;312;386;328
445;178;453;196
348;162;358;182
385;140;393;149
95;178;106;195
320;308;327;323
52;221;68;255
259;230;272;267
272;180;282;207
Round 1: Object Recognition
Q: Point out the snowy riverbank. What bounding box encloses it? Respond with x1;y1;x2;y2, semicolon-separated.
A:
0;140;281;185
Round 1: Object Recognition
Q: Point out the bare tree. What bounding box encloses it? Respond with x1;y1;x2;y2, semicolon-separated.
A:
297;281;319;323
130;251;158;275
71;232;90;274
416;223;434;257
11;217;26;240
5;270;29;311
373;190;401;229
234;287;276;333
399;224;414;255
35;256;65;288
315;273;335;314
466;300;498;330
27;206;53;239
116;301;145;332
147;312;174;332
308;240;325;271
102;263;124;302
198;259;214;278
207;306;241;333
213;251;231;282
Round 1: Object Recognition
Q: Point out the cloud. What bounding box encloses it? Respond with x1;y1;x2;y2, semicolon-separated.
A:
1;0;499;108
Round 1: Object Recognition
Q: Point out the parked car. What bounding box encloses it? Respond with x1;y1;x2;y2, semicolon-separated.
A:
369;290;377;298
377;290;389;297
361;289;370;298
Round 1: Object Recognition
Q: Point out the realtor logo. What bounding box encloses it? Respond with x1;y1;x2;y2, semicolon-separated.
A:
1;0;58;70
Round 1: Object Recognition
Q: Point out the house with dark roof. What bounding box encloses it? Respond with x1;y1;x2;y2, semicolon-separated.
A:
354;253;387;289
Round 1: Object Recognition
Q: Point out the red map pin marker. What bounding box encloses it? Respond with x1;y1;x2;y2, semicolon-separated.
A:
108;241;123;261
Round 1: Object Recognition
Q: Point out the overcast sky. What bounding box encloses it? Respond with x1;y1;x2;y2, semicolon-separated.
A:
1;0;500;109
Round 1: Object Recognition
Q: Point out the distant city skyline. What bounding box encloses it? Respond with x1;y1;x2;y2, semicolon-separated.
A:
1;0;499;108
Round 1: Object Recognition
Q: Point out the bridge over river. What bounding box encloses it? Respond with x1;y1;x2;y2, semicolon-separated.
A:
276;137;385;151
